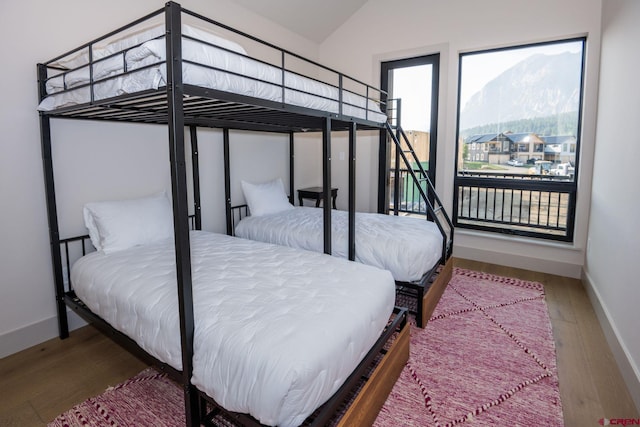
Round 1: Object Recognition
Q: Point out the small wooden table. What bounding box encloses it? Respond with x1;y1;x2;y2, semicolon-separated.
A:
297;187;338;209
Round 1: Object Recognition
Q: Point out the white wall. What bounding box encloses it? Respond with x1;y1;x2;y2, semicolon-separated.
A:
316;0;603;278
0;0;317;357
584;0;640;410
295;130;381;212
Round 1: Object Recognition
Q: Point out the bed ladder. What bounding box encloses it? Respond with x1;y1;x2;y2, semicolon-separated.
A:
384;121;454;261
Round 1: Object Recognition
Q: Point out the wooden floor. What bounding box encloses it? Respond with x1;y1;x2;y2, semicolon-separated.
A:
0;258;637;426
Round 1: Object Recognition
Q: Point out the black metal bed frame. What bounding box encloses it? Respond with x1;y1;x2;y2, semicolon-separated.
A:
38;2;409;426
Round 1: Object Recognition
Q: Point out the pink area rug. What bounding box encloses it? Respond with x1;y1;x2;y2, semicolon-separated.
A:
48;268;563;427
48;369;185;426
374;268;563;427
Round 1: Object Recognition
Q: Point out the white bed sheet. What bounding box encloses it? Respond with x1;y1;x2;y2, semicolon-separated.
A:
234;207;444;283
70;230;395;427
39;25;387;123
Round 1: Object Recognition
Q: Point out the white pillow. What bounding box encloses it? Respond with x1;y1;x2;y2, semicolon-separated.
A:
83;191;174;254
241;178;293;217
48;22;246;70
182;24;247;55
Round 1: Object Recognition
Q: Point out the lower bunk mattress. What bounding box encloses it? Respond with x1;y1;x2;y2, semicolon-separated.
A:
235;207;444;283
70;230;395;427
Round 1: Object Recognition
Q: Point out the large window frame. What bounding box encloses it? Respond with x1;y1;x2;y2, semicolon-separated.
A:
453;38;586;242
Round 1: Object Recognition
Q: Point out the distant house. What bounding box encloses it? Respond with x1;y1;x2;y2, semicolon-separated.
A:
504;132;545;162
541;135;577;163
465;133;510;164
404;130;430;164
465;132;576;166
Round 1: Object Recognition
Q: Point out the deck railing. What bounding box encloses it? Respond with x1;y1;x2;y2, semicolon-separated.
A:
389;168;432;215
390;168;576;240
454;171;576;241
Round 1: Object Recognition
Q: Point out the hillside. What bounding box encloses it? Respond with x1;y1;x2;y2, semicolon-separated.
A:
460;51;581;131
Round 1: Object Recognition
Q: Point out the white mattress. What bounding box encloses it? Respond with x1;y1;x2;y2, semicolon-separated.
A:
235;207;444;283
70;230;395;427
38;24;387;123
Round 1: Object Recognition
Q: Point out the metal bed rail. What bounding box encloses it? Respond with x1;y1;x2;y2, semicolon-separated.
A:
38;1;387;130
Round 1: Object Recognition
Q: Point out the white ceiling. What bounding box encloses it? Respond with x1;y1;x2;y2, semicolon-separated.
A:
234;0;369;43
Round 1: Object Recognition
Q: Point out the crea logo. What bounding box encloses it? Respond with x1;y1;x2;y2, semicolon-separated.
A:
599;418;640;426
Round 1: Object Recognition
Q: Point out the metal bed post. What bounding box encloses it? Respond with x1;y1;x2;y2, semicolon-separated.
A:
223;128;232;236
348;122;356;261
377;92;390;215
165;3;200;426
37;64;68;340
377;129;389;215
289;131;295;206
189;126;201;230
322;117;332;255
393;99;402;216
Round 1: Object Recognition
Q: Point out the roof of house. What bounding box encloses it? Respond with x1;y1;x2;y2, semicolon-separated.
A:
540;135;577;144
466;133;504;143
466;132;575;145
504;132;544;143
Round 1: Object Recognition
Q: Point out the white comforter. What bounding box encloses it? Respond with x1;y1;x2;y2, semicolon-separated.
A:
39;24;387;123
71;231;395;426
235;207;444;283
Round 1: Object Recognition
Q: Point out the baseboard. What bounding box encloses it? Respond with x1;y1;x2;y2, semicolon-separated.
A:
582;269;640;413
0;310;86;359
454;245;582;278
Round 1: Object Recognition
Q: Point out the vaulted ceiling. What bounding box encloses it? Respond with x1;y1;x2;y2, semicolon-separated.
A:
234;0;369;43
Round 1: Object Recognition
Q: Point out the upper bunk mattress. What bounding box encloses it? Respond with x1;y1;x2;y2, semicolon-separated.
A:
235;207;444;283
70;230;395;427
38;24;387;123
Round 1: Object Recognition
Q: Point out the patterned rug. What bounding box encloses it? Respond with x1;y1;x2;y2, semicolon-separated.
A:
48;268;563;427
374;268;563;427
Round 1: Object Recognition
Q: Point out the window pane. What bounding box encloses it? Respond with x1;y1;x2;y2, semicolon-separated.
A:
454;39;585;241
458;40;583;180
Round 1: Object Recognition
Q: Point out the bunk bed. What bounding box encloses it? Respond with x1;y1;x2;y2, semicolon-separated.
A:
37;3;410;426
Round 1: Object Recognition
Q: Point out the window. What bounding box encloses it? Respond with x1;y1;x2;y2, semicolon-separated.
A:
379;54;440;215
454;39;585;241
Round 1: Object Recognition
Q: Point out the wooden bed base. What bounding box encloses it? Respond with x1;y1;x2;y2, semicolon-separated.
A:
419;256;453;327
396;255;453;328
337;319;409;426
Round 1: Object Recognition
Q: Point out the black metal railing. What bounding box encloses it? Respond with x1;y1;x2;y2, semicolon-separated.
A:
390;168;432;215
454;171;576;241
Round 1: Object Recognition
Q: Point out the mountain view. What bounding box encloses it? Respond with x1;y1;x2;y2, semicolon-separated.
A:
459;51;582;135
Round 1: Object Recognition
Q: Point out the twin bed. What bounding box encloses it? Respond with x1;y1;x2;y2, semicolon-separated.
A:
235;206;443;283
72;193;399;426
38;2;449;426
230;176;453;328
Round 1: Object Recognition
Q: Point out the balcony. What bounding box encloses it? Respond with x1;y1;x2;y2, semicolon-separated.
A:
390;167;575;241
454;171;575;240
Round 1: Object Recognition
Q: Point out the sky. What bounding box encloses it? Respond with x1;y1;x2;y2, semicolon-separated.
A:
391;64;432;132
459;40;583;108
389;40;583;133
